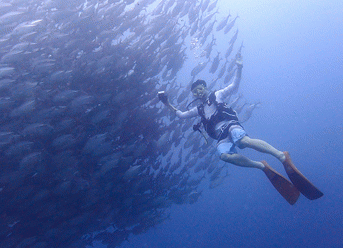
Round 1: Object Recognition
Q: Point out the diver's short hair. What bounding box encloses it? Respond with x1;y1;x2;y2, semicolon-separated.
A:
191;79;207;91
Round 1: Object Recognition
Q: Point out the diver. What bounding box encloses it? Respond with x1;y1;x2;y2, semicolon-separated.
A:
158;54;323;205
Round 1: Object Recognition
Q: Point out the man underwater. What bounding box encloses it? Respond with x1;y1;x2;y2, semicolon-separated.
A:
158;54;323;205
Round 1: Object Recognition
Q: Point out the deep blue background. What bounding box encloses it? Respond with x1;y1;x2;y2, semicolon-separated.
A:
116;1;343;247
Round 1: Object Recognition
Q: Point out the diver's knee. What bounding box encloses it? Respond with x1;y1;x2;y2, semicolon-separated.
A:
220;153;234;162
236;137;249;149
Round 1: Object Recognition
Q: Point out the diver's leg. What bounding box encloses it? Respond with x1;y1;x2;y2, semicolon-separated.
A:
237;136;285;162
220;151;300;205
217;129;266;169
220;153;265;169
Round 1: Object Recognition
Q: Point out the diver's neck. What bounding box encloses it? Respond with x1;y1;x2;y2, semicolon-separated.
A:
201;90;210;101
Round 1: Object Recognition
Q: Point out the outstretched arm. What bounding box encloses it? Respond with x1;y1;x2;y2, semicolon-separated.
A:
158;91;198;119
216;54;243;101
175;107;198;118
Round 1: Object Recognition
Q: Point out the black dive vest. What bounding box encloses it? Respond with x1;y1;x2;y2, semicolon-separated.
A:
197;92;240;140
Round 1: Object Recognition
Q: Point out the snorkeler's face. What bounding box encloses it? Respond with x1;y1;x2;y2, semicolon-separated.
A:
192;85;206;98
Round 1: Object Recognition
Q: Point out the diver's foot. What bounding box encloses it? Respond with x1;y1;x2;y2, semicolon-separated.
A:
257;161;265;170
278;151;286;163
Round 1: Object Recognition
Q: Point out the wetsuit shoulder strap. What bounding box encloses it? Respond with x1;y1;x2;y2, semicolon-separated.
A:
208;91;216;104
197;91;218;119
197;104;204;118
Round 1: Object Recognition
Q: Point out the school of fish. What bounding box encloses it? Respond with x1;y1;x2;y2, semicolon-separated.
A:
0;0;259;247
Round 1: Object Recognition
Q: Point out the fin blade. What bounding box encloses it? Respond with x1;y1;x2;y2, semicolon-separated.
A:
282;152;323;200
262;161;300;205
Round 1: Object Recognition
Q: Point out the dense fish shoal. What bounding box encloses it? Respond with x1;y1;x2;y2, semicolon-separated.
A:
0;0;258;247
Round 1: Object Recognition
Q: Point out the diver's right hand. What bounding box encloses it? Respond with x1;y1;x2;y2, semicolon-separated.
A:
158;91;168;104
236;53;243;68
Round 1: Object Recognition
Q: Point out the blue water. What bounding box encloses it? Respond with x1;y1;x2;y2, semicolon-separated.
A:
117;1;343;247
